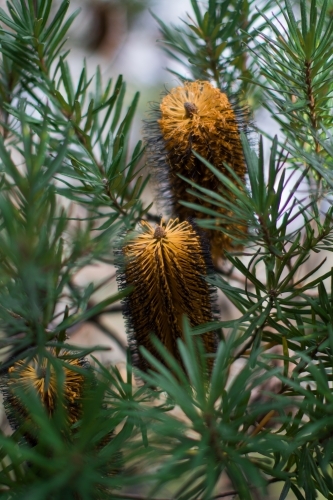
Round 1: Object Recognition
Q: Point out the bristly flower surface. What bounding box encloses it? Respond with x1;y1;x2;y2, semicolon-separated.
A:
117;218;218;372
145;81;248;263
2;349;87;432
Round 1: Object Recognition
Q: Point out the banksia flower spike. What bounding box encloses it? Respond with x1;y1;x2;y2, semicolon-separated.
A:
117;218;218;372
1;349;88;435
145;80;248;264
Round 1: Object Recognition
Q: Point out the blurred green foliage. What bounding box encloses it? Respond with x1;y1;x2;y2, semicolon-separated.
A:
0;0;332;499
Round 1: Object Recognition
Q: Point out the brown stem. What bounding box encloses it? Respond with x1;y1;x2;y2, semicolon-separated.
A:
305;60;320;155
110;478;281;500
205;37;221;88
251;410;276;437
110;492;237;500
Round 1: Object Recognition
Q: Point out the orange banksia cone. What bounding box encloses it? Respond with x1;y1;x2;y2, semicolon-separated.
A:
145;80;248;263
1;349;89;435
117;218;218;372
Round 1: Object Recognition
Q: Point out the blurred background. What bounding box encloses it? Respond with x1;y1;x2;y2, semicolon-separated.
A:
66;0;193;98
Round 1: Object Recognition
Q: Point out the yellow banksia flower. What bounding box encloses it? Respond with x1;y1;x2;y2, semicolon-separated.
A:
2;349;88;433
2;350;120;483
145;80;248;264
117;218;218;372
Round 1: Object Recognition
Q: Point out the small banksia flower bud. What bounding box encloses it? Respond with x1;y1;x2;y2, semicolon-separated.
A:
116;218;218;372
145;80;248;263
1;349;88;438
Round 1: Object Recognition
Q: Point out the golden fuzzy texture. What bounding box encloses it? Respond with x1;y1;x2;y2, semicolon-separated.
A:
121;218;217;371
5;349;85;427
158;81;246;262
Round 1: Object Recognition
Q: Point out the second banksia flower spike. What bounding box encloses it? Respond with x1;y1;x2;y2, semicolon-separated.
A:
145;80;248;263
1;349;89;442
117;218;218;372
